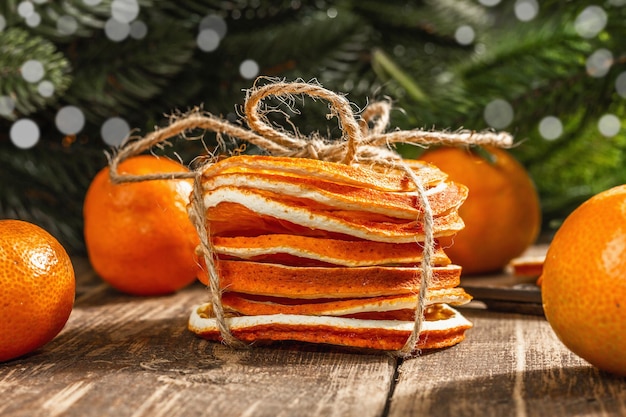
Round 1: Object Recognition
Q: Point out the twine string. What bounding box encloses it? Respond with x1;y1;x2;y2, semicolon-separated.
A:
397;162;435;357
244;80;363;165
107;79;514;355
188;171;248;348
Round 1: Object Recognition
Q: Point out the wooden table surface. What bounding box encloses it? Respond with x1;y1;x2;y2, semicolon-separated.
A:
2;257;626;417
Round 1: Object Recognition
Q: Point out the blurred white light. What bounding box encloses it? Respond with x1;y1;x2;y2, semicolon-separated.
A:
0;95;16;116
130;20;147;39
10;119;40;149
83;0;102;5
327;7;338;18
239;59;259;80
37;80;55;97
484;99;514;129
200;15;227;39
55;106;85;135
104;18;130;42
21;60;45;83
111;0;139;24
538;116;563;140
616;71;626;98
598;114;621;137
101;117;130;146
17;1;34;18
515;0;539;22
197;29;220;52
575;6;608;39
25;12;41;27
478;0;501;6
57;15;78;35
586;49;613;78
0;14;6;32
455;25;475;45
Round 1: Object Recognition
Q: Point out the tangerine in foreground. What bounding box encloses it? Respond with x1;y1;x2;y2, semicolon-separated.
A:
541;185;626;376
0;220;75;362
83;155;200;296
419;146;541;275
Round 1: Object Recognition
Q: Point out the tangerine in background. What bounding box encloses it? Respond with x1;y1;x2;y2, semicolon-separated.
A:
419;146;541;275
541;185;626;376
0;220;75;362
83;155;200;296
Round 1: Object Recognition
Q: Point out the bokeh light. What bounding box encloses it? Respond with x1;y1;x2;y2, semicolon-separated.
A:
478;0;501;6
55;106;86;135
575;6;607;39
101;117;130;146
25;12;41;27
83;0;102;5
199;15;227;39
538;116;563;140
57;15;78;36
111;0;139;24
514;0;539;22
455;25;475;45
586;49;613;78
17;1;35;18
239;59;259;79
0;14;6;32
37;80;55;97
21;60;45;83
197;29;220;52
484;99;514;129
598;114;621;137
105;18;130;41
10;119;40;149
0;96;16;116
130;20;148;39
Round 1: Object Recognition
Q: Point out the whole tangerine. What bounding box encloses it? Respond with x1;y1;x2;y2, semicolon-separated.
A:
541;185;626;376
419;146;541;275
0;220;75;362
83;155;200;296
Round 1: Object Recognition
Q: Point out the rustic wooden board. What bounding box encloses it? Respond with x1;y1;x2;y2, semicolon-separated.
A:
0;281;396;417
3;256;626;417
389;308;626;417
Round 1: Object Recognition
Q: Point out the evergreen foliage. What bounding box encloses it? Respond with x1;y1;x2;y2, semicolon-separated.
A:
1;0;625;253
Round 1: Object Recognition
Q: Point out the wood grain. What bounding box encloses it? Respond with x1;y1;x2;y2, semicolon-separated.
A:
0;281;395;417
2;258;626;417
388;308;626;417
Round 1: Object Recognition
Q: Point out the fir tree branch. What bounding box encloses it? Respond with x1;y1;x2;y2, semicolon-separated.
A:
0;28;72;118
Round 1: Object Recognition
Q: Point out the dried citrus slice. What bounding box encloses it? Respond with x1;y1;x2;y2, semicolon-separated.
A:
211;234;451;267
188;303;473;351
220;288;471;317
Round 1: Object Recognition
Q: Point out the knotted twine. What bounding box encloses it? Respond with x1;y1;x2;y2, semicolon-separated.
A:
109;79;512;357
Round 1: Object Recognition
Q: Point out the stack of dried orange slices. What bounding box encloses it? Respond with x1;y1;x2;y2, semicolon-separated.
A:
188;155;473;352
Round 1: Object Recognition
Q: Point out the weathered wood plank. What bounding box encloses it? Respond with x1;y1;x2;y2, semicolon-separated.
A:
388;308;626;417
0;281;396;417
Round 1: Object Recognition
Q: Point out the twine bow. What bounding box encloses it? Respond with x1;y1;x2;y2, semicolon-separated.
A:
109;78;512;357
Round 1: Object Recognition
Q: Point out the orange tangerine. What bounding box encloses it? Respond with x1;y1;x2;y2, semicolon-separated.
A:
83;155;200;296
0;220;75;362
419;146;541;275
541;185;626;376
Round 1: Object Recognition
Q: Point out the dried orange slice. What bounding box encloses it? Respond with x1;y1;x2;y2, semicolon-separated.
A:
197;260;461;298
211;234;451;267
220;289;471;317
188;303;472;351
203;155;448;191
203;174;466;220
204;196;465;242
